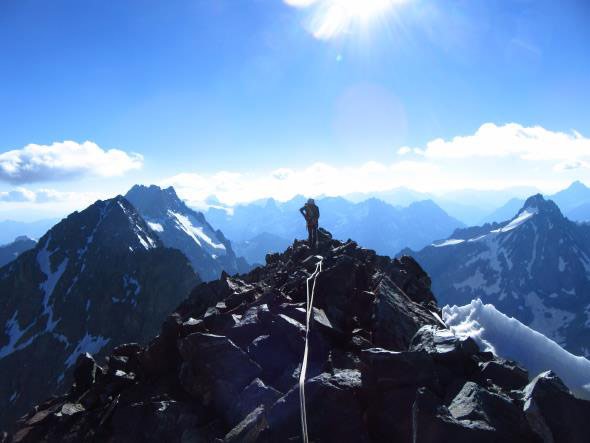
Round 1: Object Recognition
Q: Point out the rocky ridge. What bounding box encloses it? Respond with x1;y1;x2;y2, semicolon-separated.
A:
9;230;590;442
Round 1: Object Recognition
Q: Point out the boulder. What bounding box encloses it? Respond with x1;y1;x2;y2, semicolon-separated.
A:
449;381;535;441
412;387;498;443
523;371;590;443
409;325;479;384
73;353;99;392
178;333;262;423
231;378;281;427
478;359;529;391
361;348;439;391
266;370;370;442
224;406;268;443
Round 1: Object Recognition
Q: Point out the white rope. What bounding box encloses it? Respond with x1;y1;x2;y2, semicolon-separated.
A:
299;257;323;443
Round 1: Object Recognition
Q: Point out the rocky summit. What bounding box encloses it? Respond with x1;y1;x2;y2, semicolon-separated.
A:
8;230;590;443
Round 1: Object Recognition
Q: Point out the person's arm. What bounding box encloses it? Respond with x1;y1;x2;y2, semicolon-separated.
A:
299;206;306;218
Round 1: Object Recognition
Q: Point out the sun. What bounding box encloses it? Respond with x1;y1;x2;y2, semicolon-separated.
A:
303;0;408;40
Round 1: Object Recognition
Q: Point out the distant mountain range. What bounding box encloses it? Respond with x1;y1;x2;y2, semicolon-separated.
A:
481;181;590;224
0;236;36;268
345;185;541;225
0;219;58;245
125;185;249;280
206;196;465;261
0;196;200;430
406;194;590;357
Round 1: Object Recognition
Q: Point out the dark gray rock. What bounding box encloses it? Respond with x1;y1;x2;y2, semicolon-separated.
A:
478;359;529;391
231;378;281;427
412;387;499;443
266;370;370;443
361;348;439;390
448;381;535;441
523;371;590;443
224;405;268;443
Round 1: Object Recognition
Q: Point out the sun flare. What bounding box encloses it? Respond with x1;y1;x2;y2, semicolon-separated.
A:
288;0;408;40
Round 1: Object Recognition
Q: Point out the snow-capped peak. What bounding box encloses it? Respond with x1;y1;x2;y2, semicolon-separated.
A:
125;184;246;281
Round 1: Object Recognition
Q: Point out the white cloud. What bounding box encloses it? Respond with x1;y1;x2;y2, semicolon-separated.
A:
162;122;590;208
0;188;36;203
0;187;98;204
0;140;143;184
284;0;318;7
408;123;590;163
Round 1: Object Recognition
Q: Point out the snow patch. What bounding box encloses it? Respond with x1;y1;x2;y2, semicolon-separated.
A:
443;299;590;400
168;211;226;253
491;208;538;233
147;222;164;232
558;257;566;272
37;242;68;333
0;311;35;359
65;333;110;368
433;239;465;248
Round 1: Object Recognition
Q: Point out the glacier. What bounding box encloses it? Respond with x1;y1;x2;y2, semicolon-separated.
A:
442;298;590;400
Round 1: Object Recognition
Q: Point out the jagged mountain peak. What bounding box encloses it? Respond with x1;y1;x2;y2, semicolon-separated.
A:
519;193;562;218
124;184;249;281
125;184;189;218
46;195;160;257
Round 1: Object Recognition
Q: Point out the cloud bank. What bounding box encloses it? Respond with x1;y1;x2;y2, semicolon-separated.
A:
0;187;98;204
0;140;143;184
163;123;590;207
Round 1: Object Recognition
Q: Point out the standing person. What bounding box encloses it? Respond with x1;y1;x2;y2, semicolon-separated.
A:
300;198;320;248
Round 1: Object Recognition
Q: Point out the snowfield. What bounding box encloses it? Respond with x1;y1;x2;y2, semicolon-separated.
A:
443;299;590;400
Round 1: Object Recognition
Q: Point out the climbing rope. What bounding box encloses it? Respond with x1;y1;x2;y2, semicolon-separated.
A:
299;257;323;443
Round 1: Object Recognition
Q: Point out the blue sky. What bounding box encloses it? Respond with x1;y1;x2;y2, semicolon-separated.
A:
1;0;590;219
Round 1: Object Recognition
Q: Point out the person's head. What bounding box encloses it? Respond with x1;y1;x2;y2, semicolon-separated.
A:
308;198;315;205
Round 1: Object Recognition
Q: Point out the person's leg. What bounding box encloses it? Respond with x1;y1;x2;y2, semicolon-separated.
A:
307;224;313;245
312;224;318;247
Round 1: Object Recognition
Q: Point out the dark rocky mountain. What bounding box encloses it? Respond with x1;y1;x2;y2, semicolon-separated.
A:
206;196;464;259
0;196;199;432
8;230;590;442
125;185;249;281
0;237;36;268
406;194;590;357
